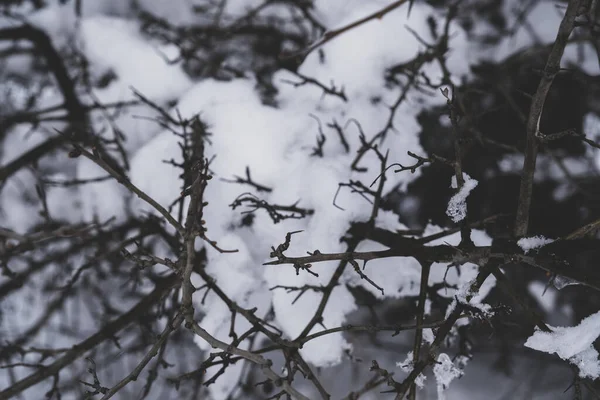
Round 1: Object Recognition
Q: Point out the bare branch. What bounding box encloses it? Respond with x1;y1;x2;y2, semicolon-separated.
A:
514;0;583;236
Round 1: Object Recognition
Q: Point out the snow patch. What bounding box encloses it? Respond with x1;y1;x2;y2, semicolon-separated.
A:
525;311;600;379
517;236;555;254
446;173;478;223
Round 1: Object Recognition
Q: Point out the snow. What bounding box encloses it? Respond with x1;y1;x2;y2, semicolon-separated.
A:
446;173;478;223
346;222;495;306
429;224;495;325
444;278;494;327
517;235;555;254
190;233;273;399
397;352;426;389
422;328;435;344
0;170;43;233
525;311;600;379
433;353;464;400
127;1;448;370
584;112;600;173
77;16;192;103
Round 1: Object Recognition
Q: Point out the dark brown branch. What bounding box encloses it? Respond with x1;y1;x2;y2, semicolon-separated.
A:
390;265;495;399
0;25;86;125
282;72;347;101
514;0;583;236
230;193;314;224
265;233;600;291
222;166;273;193
408;261;431;400
0;136;64;183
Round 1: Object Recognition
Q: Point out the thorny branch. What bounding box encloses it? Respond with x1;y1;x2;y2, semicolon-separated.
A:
230;193;315;224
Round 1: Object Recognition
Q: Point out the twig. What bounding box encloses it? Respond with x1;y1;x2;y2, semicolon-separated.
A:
70;142;185;234
282;72;347;101
408;261;431;400
283;0;409;59
99;313;184;399
187;321;311;400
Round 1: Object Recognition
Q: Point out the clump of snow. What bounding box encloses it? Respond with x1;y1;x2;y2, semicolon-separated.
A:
191;233;270;347
433;353;464;400
445;278;494;327
349;223;495;304
524;311;600;379
446;173;478;223
397;352;426;389
423;225;496;305
422;328;435;345
343;211;422;298
517;236;555;254
128;2;464;373
78;16;192;103
436;227;496;325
